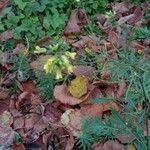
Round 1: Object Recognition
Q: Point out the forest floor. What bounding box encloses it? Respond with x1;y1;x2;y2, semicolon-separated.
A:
0;0;150;150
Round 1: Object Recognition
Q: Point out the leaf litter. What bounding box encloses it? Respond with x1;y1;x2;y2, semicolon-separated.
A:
0;0;149;149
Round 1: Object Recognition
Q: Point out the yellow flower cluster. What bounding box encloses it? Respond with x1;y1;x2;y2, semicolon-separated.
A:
44;52;76;79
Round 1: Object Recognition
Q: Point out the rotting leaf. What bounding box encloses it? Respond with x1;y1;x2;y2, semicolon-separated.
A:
68;76;88;98
126;144;136;150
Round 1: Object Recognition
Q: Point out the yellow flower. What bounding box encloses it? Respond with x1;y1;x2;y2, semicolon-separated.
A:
55;69;62;79
44;57;54;73
34;46;46;54
67;65;74;73
61;55;70;64
85;47;91;53
65;52;76;59
49;44;59;51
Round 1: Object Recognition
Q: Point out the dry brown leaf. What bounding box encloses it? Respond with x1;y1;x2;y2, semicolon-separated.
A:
0;0;9;10
116;134;135;143
116;80;126;98
12;143;25;150
64;10;87;35
73;65;95;80
30;55;51;71
12;43;26;55
61;102;119;136
37;36;51;47
0;51;11;65
0;89;9;100
92;140;125;150
24;113;41;131
112;2;129;14
54;85;88;105
118;14;134;25
43;102;62;123
0;30;13;42
72;36;95;50
108;30;120;48
128;6;143;25
21;80;37;94
97;15;107;26
13;117;25;130
0;127;14;146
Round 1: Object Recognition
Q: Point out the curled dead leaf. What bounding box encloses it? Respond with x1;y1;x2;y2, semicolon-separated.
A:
54;85;89;105
128;6;143;25
64;10;87;35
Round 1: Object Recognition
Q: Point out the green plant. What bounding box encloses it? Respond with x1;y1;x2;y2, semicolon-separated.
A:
78;109;148;150
35;71;54;101
77;48;150;149
77;0;108;15
34;37;76;79
131;26;150;40
0;0;71;46
12;53;31;82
